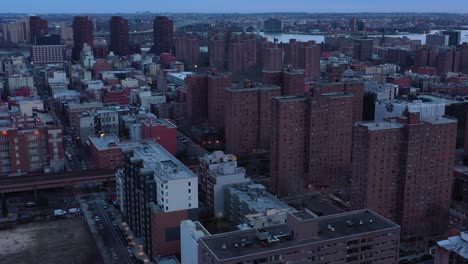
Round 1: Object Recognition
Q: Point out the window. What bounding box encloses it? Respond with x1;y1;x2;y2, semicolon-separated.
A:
188;181;191;186
188;189;191;193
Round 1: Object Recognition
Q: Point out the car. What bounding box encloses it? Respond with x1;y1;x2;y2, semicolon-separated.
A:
99;224;104;230
25;201;36;208
94;216;100;221
103;205;109;209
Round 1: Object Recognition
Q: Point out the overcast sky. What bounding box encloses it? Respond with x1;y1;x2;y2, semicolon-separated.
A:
1;0;467;14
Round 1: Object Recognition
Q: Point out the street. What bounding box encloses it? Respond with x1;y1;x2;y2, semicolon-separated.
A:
81;195;136;264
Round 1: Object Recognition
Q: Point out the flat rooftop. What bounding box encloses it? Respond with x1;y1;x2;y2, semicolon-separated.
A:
226;84;280;92
426;116;458;125
357;121;404;131
141;118;177;129
285;193;343;217
200;210;399;261
89;134;120;150
122;140;197;182
226;184;292;214
437;232;468;260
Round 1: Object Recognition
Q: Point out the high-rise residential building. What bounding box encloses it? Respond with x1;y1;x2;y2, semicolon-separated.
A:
2;18;30;43
442;30;462;46
270;82;364;196
413;45;439;69
186;74;208;126
72;16;94;61
198;151;250;218
263;18;283;33
224;82;281;155
207;72;232;129
175;33;200;69
110;16;130;56
31;45;66;64
351;110;457;238
426;34;449;46
262;45;283;72
283;39;301;68
153;16;174;55
197;209;400;264
119;140;199;259
29;16;48;45
436;47;461;73
303;43;321;78
209;33;226;70
281;68;305;96
227;34;257;76
353;39;374;61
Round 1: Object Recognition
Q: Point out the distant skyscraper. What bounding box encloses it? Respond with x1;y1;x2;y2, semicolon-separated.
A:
303;43;321;78
262;45;283;72
263;18;283;33
175;33;200;69
186;74;208;126
352;110;457;238
224;82;281;155
29;16;48;45
281;68;305;96
72;16;94;61
426;34;449;46
207;72;232;130
227;34;257;76
209;33;227;70
153;16;174;55
442;30;461;46
353;39;374;61
110;16;130;56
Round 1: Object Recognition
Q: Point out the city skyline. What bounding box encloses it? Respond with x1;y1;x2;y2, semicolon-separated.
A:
1;0;468;14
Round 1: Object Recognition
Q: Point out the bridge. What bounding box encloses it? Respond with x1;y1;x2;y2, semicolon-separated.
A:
0;169;117;194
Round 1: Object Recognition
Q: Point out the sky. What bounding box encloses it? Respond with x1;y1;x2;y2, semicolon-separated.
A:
0;0;467;14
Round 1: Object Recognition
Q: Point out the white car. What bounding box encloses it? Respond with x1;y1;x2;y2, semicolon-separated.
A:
94;216;100;221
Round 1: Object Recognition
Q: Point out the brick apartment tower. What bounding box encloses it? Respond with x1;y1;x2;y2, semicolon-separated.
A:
209;33;227;70
351;111;457;238
110;16;130;56
153;16;174;55
175;33;200;69
270;82;364;197
186;74;208;126
207;72;232;129
72;16;94;61
224;83;280;155
29;16;48;45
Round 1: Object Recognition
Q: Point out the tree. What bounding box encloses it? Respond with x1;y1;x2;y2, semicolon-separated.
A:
1;196;8;217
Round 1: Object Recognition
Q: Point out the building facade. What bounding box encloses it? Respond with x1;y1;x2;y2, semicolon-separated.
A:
351;111;457;238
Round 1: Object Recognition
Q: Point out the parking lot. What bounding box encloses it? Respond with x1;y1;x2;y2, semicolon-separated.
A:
0;217;103;264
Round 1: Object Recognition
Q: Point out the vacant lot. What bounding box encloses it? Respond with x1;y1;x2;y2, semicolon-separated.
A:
0;217;103;264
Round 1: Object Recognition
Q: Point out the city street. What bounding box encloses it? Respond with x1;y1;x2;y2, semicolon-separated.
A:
81;195;135;264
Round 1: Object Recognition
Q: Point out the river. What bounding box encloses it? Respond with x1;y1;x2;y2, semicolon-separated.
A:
260;30;468;45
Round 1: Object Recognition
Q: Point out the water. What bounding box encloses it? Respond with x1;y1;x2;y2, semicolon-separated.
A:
260;30;468;45
0;49;30;57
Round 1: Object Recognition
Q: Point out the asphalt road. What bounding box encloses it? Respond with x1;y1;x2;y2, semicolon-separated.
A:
87;197;133;264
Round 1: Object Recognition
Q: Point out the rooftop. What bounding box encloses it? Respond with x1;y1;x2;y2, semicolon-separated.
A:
122;140;197;182
200;210;399;261
89;134;120;150
357;121;404;131
437;232;468;260
226;84;280;92
141;117;177;129
226;184;292;214
167;71;194;80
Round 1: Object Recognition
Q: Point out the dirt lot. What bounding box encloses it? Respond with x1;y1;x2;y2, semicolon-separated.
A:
0;217;103;264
